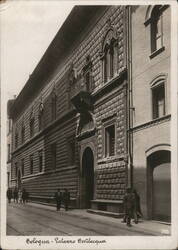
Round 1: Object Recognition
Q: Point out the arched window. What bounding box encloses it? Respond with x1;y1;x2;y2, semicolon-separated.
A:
103;44;110;82
151;75;166;119
100;22;118;83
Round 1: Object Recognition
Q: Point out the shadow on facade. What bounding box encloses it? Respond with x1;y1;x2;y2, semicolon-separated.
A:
147;150;171;222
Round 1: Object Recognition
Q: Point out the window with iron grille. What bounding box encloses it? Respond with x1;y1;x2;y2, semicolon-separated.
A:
105;124;115;157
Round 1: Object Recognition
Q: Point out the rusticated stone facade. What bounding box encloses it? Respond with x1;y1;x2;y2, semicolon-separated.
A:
9;6;127;213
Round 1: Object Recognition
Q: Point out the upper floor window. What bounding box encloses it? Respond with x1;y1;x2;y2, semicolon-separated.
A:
67;138;75;166
7;144;11;161
30;118;35;137
151;6;163;53
51;89;57;121
145;5;169;58
152;82;165;119
21;125;25;144
30;155;33;175
51;143;57;170
151;75;166;119
38;102;44;131
15;131;18;148
38;150;43;172
100;20;118;83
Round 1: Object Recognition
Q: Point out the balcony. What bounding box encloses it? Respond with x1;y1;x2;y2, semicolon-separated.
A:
70;74;93;113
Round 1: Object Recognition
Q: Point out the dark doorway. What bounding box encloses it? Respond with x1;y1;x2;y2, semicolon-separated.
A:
147;150;171;222
82;147;94;208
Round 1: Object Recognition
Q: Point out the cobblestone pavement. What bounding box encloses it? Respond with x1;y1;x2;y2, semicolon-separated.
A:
7;202;154;236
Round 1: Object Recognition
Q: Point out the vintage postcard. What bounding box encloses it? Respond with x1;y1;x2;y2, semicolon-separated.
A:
0;0;178;249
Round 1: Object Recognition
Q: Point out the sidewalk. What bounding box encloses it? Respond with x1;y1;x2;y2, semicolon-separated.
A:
26;201;171;236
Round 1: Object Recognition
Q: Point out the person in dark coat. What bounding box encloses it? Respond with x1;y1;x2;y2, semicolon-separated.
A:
122;187;135;227
54;189;62;211
22;188;27;204
133;189;142;224
13;187;18;203
63;188;70;211
7;188;12;203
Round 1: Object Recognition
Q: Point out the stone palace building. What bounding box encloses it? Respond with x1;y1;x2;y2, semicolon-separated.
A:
8;5;171;222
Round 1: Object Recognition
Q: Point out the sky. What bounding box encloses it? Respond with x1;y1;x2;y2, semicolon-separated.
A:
0;0;73;99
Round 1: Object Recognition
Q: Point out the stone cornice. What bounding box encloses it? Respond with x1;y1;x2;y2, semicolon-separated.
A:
130;114;171;133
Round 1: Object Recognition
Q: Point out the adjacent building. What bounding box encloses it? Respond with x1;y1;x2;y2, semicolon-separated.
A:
7;98;15;188
8;5;171;222
130;5;171;222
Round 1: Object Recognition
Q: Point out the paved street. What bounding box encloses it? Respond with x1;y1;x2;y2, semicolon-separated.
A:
7;202;153;236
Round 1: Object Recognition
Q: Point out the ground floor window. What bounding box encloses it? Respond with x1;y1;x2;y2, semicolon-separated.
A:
105;124;115;157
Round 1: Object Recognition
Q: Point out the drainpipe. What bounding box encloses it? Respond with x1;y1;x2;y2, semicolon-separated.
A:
126;6;134;189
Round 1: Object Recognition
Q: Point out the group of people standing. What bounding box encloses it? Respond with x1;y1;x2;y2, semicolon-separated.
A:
54;188;70;211
122;187;142;227
7;187;29;204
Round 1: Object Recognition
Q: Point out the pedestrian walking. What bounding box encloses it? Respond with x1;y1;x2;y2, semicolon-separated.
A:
7;188;12;203
133;188;142;224
54;189;62;211
18;189;23;204
121;187;135;227
63;188;70;211
22;188;27;204
13;187;18;203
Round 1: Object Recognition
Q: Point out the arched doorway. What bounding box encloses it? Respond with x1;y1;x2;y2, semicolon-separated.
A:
147;150;171;222
17;169;21;189
81;147;94;208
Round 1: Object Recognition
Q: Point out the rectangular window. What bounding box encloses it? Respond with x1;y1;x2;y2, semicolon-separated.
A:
51;96;57;121
7;144;11;161
39;150;43;172
68;140;75;165
38;114;43;131
30;155;33;175
105;124;115;157
21;127;25;144
15;133;18;148
51;143;57;169
21;159;24;176
152;84;165;119
151;8;163;54
30;118;35;137
85;71;90;92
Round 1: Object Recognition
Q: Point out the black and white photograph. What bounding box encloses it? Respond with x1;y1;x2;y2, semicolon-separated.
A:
0;0;178;249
